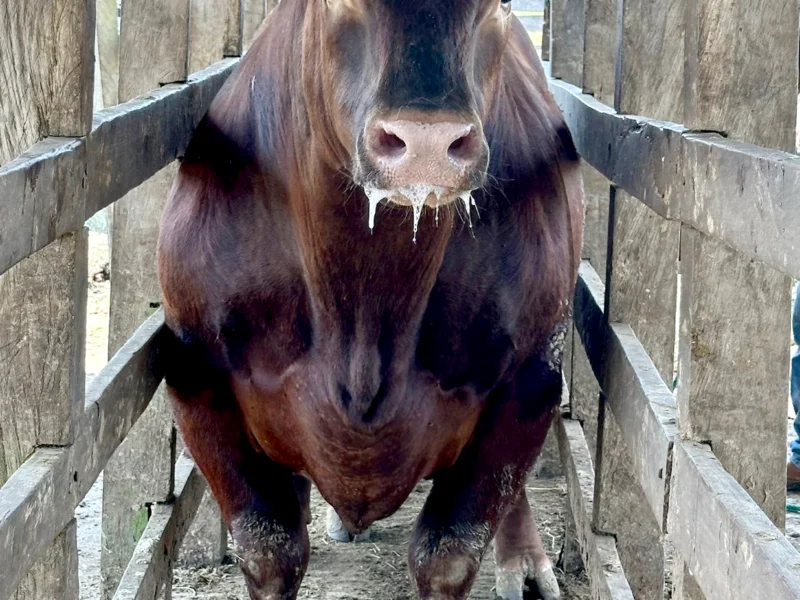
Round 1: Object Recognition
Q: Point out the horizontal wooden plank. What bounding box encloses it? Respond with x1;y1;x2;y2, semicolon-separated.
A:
573;261;678;529
548;76;800;280
549;78;685;220
0;59;238;280
0;311;166;600
112;453;206;600
87;58;237;217
669;442;800;600
555;410;634;600
681;133;800;281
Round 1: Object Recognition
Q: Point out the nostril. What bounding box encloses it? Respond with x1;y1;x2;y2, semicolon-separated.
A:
372;128;407;160
448;128;480;164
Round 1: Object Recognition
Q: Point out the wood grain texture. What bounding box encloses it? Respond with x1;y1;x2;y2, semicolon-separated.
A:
0;232;88;481
189;0;227;74
242;0;266;50
614;0;684;117
555;412;634;600
684;0;798;153
674;4;798;598
12;521;79;600
669;442;800;600
581;0;615;105
0;0;94;164
0;312;166;600
97;0;120;108
580;162;609;278
549;0;584;86
677;227;789;527
112;454;206;600
118;0;191;101
224;0;244;57
595;5;684;595
0;59;236;278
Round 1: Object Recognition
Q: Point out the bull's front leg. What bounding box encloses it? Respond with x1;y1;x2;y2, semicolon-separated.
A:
165;343;309;600
409;356;563;600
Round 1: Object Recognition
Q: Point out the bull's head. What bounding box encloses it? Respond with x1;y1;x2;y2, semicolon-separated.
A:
306;0;514;231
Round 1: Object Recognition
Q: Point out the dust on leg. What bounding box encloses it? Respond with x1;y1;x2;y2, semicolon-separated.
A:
494;490;560;600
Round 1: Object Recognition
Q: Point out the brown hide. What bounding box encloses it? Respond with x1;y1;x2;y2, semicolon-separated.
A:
158;0;583;532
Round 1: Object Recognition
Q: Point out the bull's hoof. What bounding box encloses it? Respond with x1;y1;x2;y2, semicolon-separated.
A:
532;565;560;600
495;564;560;600
326;506;372;543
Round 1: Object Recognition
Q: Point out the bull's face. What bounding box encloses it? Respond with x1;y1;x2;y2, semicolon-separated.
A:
317;0;512;225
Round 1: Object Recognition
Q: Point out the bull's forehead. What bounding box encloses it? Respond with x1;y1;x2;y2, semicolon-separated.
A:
372;0;487;110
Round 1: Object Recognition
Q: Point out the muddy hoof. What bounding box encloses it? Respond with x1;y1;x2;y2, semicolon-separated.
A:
495;565;560;600
531;566;560;600
326;506;372;543
495;566;526;600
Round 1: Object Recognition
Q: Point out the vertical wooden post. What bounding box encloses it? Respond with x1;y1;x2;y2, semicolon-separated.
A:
568;0;615;467
101;1;190;597
671;3;799;599
243;0;267;50
592;1;684;599
549;0;585;86
581;0;615;105
541;0;551;62
224;0;244;57
96;0;120;109
0;1;93;598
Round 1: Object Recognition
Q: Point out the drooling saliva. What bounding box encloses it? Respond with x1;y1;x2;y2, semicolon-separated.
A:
363;186;474;241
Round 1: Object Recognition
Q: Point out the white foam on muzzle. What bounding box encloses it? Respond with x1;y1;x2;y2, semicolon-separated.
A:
363;185;470;242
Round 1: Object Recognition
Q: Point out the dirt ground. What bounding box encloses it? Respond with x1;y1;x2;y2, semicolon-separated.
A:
171;481;589;600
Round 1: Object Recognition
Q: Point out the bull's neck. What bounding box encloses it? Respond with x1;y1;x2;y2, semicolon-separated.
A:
293;168;453;360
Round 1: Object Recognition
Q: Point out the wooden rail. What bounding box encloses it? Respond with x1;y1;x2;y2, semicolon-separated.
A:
0;59;236;280
548;0;800;598
549;78;800;281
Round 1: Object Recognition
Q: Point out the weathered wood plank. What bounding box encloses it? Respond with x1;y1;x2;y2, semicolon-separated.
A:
549;78;800;281
86;59;237;219
674;5;798;599
189;0;228;74
549;79;685;220
0;233;88;481
684;0;798;153
581;0;615;105
595;8;683;594
224;0;244;57
541;0;551;61
677;227;789;527
243;0;266;49
118;0;191;100
555;412;634;600
112;454;207;600
681;134;800;278
0;59;237;279
669;442;800;600
549;0;585;86
103;4;193;591
12;521;80;600
0;311;166;600
0;0;95;164
573;262;677;529
97;0;120;108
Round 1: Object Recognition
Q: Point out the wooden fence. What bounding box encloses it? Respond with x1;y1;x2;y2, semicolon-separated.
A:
0;1;273;599
1;1;799;600
547;1;800;600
